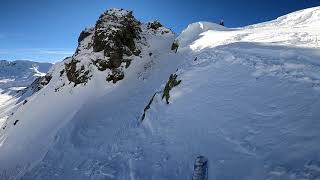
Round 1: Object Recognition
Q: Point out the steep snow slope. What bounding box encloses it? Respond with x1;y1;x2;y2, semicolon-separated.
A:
0;7;320;180
0;60;52;89
0;60;52;129
0;9;178;179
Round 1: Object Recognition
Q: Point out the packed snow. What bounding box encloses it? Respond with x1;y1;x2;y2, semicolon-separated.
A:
0;6;320;180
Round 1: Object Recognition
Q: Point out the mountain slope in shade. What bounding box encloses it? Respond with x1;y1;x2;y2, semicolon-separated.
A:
0;7;320;180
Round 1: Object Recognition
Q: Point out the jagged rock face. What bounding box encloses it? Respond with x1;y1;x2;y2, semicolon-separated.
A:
64;9;144;85
23;75;52;94
162;73;181;104
78;30;92;45
93;9;142;56
93;9;142;83
62;8;174;86
65;59;91;86
146;21;172;35
147;21;163;30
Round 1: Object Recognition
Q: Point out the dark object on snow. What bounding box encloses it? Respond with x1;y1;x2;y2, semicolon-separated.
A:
171;40;179;53
162;73;181;104
23;100;28;105
147;21;163;30
194;57;198;61
23;74;53;94
106;69;125;83
65;59;91;86
141;93;157;122
192;156;208;180
13;120;19;126
219;20;225;26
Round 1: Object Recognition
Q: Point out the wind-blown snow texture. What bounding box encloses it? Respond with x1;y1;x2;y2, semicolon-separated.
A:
1;7;320;180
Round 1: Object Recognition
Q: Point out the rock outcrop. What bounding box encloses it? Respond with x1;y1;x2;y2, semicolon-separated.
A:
61;9;174;86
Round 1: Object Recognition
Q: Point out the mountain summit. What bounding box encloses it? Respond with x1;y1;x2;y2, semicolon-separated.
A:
1;7;320;180
61;8;174;86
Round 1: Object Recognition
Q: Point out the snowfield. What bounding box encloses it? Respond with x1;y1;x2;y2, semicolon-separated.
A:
0;7;320;180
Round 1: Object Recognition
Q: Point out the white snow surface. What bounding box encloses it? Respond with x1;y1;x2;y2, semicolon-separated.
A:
0;7;320;180
0;60;51;89
0;60;52;129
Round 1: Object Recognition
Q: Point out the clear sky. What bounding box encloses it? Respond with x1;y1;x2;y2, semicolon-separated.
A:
1;0;319;62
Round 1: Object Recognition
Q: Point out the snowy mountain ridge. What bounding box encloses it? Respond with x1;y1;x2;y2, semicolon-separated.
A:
0;60;52;89
0;60;52;150
0;7;320;180
251;6;320;27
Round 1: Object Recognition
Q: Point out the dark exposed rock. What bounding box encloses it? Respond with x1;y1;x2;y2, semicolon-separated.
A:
125;60;131;68
54;82;65;92
64;9;171;86
42;75;52;86
141;92;157;122
78;30;92;44
60;69;65;77
147;21;163;30
192;156;208;180
106;69;125;83
93;59;111;71
82;9;143;84
23;100;28;105
162;73;181;104
133;49;141;56
65;59;91;86
13;120;19;126
171;40;179;53
93;9;142;63
23;74;52;94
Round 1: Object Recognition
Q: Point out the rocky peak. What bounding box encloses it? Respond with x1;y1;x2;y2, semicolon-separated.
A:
60;8;174;87
147;20;163;30
93;8;142;56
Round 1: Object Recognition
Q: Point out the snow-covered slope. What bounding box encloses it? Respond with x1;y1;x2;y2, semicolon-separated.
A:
0;60;52;89
1;7;320;180
0;60;52;132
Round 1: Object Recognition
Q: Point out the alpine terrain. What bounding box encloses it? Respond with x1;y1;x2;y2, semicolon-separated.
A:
0;60;52;131
0;7;320;180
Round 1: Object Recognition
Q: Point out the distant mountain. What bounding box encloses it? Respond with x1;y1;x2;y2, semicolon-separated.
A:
0;60;52;141
0;7;320;180
0;60;52;89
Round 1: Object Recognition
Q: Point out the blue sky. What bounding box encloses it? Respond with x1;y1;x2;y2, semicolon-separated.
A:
1;0;319;62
